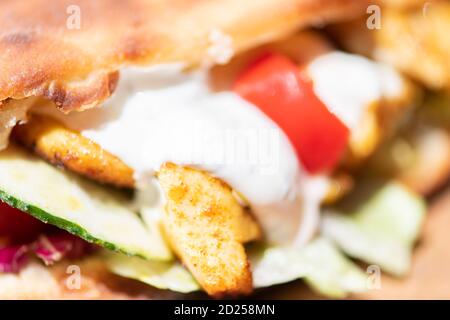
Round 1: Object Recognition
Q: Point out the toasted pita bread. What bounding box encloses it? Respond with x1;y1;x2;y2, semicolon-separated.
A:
0;0;367;112
0;257;183;299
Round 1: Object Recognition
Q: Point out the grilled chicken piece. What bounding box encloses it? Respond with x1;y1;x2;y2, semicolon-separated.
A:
158;163;258;297
13;115;135;188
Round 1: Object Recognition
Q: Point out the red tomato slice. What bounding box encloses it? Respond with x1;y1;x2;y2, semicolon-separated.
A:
233;52;349;173
0;201;48;243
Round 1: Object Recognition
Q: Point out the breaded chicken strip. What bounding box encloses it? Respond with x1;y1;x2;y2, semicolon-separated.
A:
13;115;135;188
158;163;258;297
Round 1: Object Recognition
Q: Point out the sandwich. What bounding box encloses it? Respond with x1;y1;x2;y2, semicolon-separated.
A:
0;0;442;299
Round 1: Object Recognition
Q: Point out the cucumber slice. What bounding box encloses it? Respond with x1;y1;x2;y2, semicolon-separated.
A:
0;144;172;261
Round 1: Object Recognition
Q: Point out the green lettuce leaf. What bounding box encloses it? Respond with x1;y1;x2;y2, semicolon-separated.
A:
105;252;200;293
251;238;368;298
322;182;425;276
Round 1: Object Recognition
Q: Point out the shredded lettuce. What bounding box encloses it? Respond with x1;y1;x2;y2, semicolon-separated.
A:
251;238;368;298
105;252;200;293
322;182;425;276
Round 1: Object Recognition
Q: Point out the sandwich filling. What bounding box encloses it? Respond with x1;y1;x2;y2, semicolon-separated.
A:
35;50;406;245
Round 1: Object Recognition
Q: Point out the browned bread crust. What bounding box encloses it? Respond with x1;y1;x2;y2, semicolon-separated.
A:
0;0;367;112
0;257;183;299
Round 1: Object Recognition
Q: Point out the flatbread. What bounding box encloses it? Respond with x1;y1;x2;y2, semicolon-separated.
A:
0;257;183;300
0;0;367;111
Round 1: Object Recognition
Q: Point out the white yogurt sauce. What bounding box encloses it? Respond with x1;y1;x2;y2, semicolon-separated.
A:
37;51;405;245
307;51;404;131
